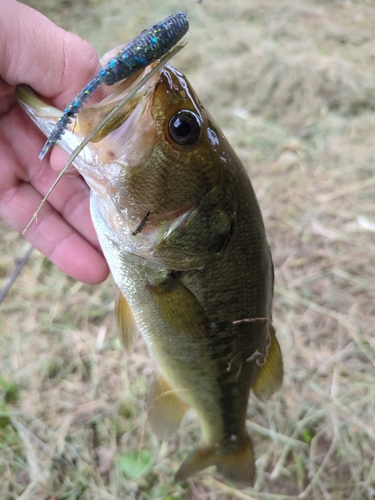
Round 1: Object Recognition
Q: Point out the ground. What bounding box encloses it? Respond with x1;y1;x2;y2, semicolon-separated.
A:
1;0;375;499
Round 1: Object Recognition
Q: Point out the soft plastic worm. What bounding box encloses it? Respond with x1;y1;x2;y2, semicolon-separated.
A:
39;12;189;160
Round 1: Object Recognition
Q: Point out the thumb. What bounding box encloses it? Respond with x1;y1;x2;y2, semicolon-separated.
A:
0;0;102;109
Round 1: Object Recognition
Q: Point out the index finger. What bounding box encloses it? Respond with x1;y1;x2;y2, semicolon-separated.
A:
1;0;102;107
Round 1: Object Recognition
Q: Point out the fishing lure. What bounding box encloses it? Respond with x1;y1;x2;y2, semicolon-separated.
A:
39;11;189;160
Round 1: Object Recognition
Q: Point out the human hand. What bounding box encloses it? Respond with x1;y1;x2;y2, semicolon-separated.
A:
0;0;109;284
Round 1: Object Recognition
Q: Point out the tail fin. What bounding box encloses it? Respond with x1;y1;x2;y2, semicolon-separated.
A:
175;434;255;487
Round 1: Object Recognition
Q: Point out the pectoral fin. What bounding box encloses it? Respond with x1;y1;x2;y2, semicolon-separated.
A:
147;276;210;339
115;288;139;355
252;323;283;402
147;372;189;441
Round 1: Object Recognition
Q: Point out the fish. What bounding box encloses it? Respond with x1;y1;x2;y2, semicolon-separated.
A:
16;41;283;487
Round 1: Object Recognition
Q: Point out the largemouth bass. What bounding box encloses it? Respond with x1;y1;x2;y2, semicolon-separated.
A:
17;46;283;487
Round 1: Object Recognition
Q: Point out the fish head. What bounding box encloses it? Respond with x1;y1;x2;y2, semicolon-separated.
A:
17;62;237;269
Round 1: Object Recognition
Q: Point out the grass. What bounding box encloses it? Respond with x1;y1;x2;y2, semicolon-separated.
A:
1;0;375;498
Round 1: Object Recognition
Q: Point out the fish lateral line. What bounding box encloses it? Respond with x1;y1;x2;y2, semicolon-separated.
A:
39;12;189;160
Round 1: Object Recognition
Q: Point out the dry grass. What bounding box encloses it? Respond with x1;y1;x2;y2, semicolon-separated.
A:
1;0;375;498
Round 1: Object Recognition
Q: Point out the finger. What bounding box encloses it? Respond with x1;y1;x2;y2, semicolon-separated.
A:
0;107;109;283
1;0;103;108
0;77;14;98
50;148;80;175
3;106;101;250
1;180;109;284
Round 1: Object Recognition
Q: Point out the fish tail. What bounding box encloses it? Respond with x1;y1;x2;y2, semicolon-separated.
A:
175;433;255;487
216;434;256;487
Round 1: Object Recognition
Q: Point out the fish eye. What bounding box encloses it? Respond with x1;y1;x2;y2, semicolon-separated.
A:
168;111;201;146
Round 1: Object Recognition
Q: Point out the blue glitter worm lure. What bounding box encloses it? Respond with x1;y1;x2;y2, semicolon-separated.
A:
39;12;189;160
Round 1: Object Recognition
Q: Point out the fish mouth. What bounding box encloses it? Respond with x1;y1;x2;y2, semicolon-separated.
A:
16;60;161;167
77;62;160;144
81;64;162;172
